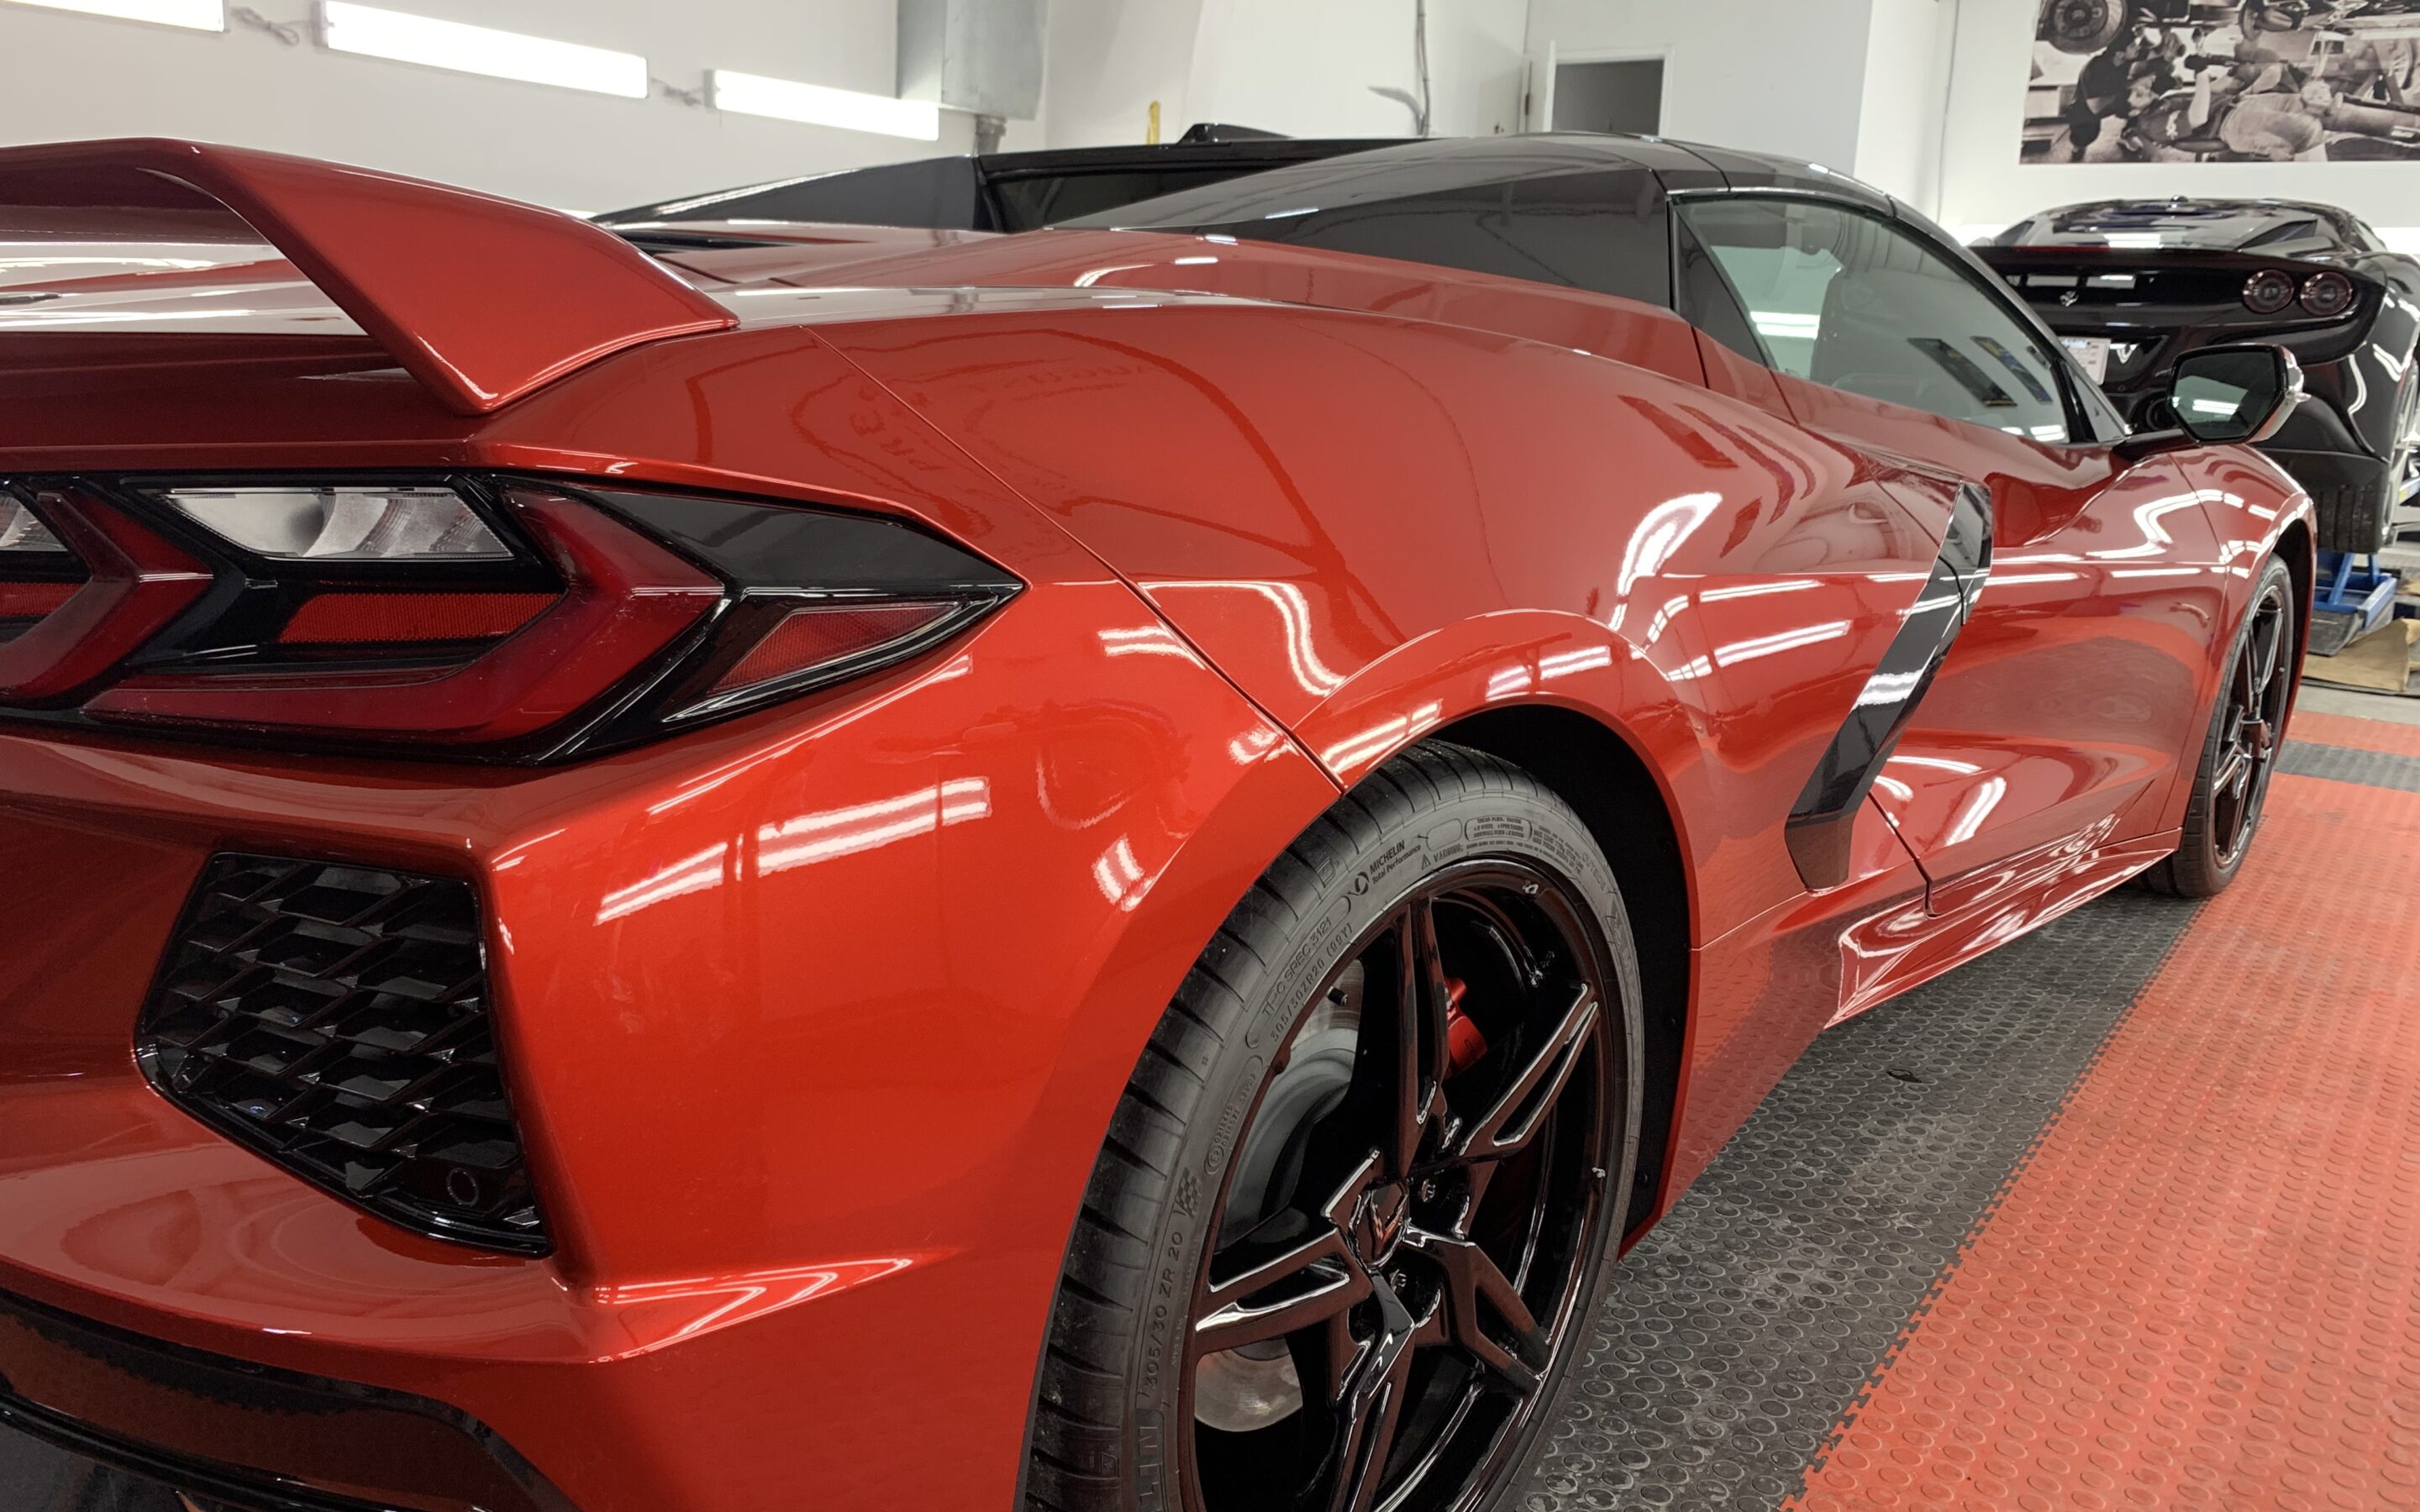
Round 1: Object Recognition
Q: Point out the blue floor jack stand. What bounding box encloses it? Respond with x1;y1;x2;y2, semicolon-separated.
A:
2308;549;2402;657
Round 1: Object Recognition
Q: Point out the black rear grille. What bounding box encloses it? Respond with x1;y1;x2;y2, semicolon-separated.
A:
136;855;549;1254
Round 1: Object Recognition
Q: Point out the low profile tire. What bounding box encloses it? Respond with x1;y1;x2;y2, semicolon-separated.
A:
2312;468;2398;555
2317;370;2416;554
1023;743;1644;1512
2145;554;2296;898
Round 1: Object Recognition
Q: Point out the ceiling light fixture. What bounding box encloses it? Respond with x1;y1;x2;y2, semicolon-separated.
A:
319;2;647;98
709;69;940;140
4;0;223;29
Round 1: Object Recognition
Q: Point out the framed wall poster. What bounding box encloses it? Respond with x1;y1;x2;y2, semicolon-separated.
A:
2027;0;2420;162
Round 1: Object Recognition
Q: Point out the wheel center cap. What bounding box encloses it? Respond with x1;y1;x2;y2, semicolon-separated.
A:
1353;1181;1409;1265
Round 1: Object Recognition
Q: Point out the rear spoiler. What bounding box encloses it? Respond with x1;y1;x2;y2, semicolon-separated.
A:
0;138;735;415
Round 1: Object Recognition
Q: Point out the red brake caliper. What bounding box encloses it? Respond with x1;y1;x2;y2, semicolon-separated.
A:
1444;977;1488;1077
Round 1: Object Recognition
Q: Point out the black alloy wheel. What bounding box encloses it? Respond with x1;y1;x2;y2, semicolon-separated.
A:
1186;865;1612;1512
1022;743;1643;1512
2210;573;2293;869
2146;555;2296;897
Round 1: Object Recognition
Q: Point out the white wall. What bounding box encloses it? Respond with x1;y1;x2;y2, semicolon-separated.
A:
0;1;976;212
1039;0;1526;148
1934;0;2420;241
1037;0;1207;147
1523;0;1881;176
1188;0;1526;140
1853;0;1955;212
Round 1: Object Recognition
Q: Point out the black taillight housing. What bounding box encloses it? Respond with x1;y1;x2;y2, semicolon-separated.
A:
0;474;1021;760
136;855;548;1254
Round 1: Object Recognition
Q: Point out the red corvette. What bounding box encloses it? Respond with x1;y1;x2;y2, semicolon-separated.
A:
0;135;2309;1512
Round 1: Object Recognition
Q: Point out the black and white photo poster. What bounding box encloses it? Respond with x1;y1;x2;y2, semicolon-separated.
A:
2027;0;2420;161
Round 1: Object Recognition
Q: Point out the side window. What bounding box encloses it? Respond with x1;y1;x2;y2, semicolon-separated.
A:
1223;169;1672;307
1069;160;1673;307
1676;197;2072;443
1674;216;1770;367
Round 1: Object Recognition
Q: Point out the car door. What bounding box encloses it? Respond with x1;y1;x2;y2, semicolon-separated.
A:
1673;192;2233;912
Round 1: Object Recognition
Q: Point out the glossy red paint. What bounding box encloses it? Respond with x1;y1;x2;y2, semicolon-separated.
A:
0;139;734;413
0;143;2312;1510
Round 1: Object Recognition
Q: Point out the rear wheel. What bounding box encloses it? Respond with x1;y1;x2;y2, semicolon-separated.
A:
2311;475;2394;556
2145;555;2296;897
2317;368;2420;554
1023;743;1642;1512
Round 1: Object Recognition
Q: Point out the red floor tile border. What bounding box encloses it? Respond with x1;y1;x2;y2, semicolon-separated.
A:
2290;708;2420;759
1786;774;2420;1511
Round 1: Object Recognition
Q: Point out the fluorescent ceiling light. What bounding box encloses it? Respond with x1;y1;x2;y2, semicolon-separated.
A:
5;0;224;29
710;69;940;140
1750;311;1822;340
320;2;647;98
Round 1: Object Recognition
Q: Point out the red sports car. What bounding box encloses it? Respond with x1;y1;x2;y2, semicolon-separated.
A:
0;134;2308;1512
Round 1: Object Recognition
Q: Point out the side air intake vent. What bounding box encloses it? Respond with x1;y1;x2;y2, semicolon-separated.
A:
136;855;549;1254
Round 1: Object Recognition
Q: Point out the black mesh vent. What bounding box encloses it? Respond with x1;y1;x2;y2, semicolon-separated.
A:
136;855;549;1254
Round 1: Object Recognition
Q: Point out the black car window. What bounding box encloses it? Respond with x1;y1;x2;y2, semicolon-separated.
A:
2239;218;2323;251
1061;144;1671;307
990;167;1290;232
1674;216;1770;367
613;156;993;231
1678;197;2071;443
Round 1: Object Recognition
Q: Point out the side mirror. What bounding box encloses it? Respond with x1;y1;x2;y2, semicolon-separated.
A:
2116;343;2304;462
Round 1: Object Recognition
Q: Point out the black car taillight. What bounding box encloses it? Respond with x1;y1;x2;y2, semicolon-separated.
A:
2300;270;2356;318
136;855;548;1254
0;475;1021;759
2243;269;2297;314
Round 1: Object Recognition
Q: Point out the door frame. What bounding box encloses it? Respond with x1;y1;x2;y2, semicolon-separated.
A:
1534;44;1674;134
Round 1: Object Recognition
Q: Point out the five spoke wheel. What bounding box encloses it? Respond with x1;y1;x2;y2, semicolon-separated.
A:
1186;864;1614;1512
2212;575;2292;868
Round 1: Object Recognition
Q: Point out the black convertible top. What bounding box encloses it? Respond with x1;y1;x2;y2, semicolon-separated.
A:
598;129;1893;244
597;129;1401;235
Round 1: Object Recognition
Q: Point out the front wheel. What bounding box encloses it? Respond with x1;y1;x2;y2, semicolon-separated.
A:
1023;743;1643;1512
2145;554;2296;897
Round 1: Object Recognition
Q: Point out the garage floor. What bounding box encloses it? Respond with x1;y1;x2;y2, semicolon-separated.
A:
1531;699;2420;1511
4;701;2417;1512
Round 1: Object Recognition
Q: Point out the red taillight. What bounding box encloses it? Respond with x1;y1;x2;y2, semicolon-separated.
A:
0;491;210;701
0;580;77;622
277;590;558;645
87;491;723;744
0;496;82;643
708;601;955;696
0;475;1019;759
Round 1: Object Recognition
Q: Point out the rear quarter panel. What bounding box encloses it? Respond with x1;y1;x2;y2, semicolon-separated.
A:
820;298;1952;945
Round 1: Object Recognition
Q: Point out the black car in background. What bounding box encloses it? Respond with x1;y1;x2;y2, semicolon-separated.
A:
597;124;1395;246
1981;197;2420;552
